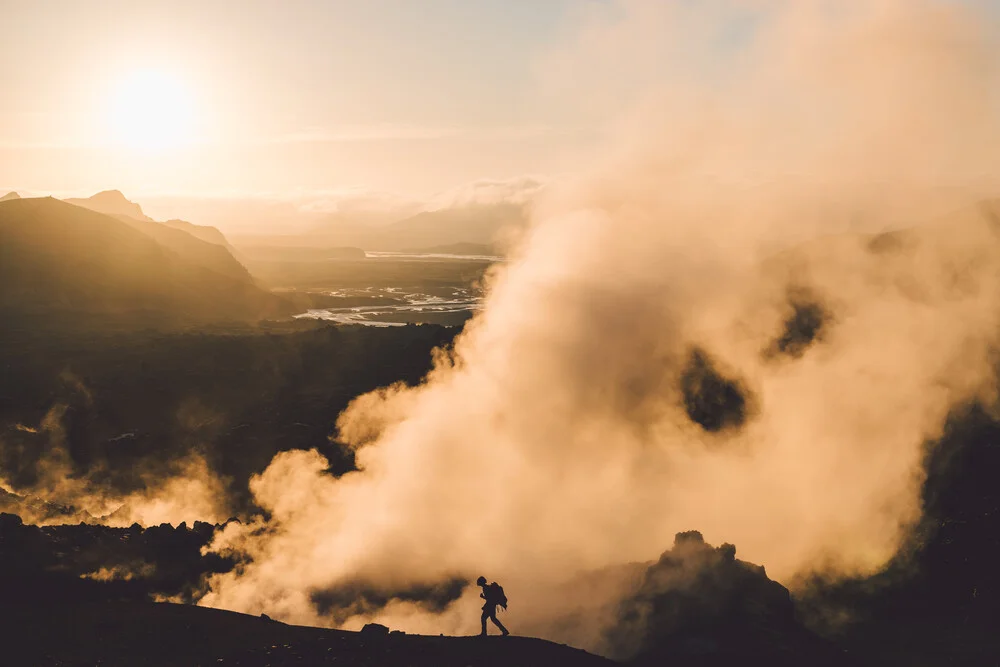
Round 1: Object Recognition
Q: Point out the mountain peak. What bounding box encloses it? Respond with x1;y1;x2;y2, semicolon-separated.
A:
0;191;21;202
65;190;152;222
91;189;128;202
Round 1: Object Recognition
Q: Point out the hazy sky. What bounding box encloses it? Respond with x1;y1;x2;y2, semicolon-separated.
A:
3;0;995;219
1;0;608;200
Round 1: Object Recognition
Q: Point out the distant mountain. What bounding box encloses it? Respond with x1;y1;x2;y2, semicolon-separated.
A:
303;202;528;251
0;191;20;202
65;189;153;222
162;218;230;247
0;197;293;327
64;190;236;252
162;218;253;267
116;216;252;283
380;203;526;250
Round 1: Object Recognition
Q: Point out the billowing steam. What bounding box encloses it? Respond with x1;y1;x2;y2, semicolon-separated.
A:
200;0;1000;655
0;402;230;527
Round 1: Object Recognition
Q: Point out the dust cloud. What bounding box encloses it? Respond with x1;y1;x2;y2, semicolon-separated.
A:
199;0;1000;653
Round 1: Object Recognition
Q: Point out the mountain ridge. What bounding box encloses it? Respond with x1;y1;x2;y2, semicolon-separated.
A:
0;197;293;327
2;600;616;667
62;190;254;282
66;189;153;222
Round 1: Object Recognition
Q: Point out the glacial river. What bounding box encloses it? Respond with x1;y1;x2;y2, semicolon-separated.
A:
293;251;496;326
294;285;483;327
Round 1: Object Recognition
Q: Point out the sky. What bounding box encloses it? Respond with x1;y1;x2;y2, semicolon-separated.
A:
2;0;996;232
0;0;608;203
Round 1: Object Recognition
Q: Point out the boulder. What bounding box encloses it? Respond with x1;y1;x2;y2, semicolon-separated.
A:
361;623;390;638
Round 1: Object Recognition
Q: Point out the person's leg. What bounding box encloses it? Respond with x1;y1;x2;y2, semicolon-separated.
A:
489;610;509;636
480;609;489;636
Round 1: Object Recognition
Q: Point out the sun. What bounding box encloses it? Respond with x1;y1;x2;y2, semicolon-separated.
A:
108;69;196;151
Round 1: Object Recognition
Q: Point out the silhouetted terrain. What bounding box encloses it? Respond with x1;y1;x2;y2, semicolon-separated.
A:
0;601;613;667
797;402;1000;667
161;217;233;248
607;533;847;667
117;212;254;283
0;515;611;666
0;323;458;514
66;189;249;270
66;189;154;221
0;514;843;666
0;197;293;327
0;513;231;604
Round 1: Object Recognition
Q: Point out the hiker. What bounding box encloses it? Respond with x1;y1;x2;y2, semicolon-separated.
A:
477;576;510;636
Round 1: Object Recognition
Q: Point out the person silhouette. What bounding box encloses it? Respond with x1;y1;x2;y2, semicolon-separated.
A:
477;575;509;636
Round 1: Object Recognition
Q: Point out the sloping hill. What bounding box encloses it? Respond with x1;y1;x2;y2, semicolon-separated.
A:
162;217;250;265
161;218;260;271
0;197;293;327
160;219;233;252
63;191;252;282
0;515;608;667
1;601;614;667
1;191;20;202
162;218;230;247
63;190;234;250
114;214;253;282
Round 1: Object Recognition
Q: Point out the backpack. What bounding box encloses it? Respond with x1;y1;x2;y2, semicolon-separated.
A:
488;582;508;610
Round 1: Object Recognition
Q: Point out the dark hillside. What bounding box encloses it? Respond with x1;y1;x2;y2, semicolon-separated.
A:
0;513;609;667
0;324;458;514
797;401;1000;667
115;214;253;282
0;601;614;667
0;197;292;327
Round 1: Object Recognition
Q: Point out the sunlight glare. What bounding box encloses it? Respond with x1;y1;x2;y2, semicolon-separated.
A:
108;69;196;151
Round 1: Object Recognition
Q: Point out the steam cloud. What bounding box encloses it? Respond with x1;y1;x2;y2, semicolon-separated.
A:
200;0;1000;655
0;402;230;527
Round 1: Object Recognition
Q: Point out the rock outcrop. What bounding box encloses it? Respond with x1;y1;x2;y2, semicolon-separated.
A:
611;532;846;666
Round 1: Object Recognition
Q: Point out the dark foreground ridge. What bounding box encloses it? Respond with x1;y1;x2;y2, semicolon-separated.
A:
0;601;613;667
0;515;848;666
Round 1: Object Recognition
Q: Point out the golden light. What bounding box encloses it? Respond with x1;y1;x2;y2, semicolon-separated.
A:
108;69;196;151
